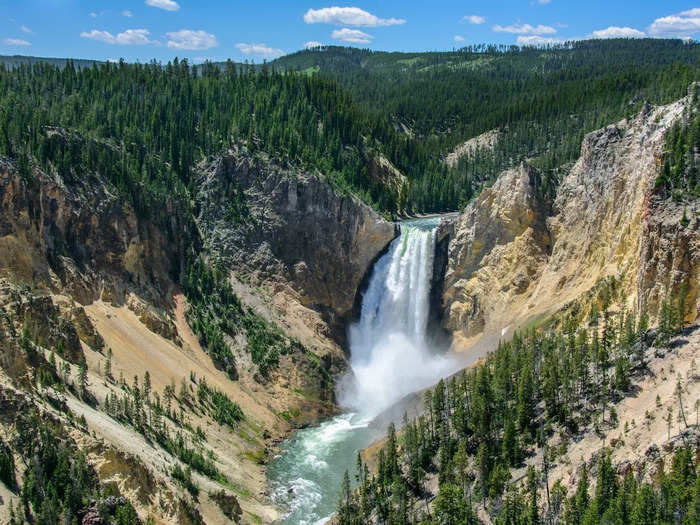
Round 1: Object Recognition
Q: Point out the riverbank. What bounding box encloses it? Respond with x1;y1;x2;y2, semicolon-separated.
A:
266;217;468;524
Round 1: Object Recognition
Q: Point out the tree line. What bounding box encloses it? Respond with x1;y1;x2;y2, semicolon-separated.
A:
336;284;697;524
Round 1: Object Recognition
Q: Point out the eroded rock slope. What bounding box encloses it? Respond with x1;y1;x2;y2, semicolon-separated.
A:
0;144;394;524
442;99;699;348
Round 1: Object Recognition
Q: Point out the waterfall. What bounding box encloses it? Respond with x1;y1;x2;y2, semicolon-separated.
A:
269;217;460;525
339;217;456;419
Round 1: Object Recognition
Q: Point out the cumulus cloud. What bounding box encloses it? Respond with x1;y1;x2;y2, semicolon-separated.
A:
145;0;180;12
331;27;373;44
81;29;159;45
591;26;646;39
516;35;563;46
3;38;31;46
304;41;324;49
19;25;32;34
462;15;485;25
493;23;556;35
167;30;218;50
454;35;465;42
649;9;700;37
304;7;404;27
235;42;284;58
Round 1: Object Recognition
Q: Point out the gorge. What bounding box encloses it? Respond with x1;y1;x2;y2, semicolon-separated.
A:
0;39;698;525
268;217;465;525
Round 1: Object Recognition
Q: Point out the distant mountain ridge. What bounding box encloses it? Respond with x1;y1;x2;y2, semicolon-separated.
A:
0;54;104;69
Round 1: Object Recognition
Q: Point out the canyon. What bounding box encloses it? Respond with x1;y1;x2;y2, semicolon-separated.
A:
0;90;698;525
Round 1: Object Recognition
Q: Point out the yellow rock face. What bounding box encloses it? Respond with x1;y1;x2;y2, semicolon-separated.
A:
442;98;699;349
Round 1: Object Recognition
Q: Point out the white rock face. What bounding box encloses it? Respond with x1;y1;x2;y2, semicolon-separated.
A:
441;98;699;348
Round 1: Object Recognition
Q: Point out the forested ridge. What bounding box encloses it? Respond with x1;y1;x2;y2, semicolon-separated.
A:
2;39;700;215
336;285;698;525
271;39;700;208
0;58;412;217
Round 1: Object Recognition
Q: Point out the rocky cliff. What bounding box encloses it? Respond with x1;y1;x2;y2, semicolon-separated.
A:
442;98;699;348
196;147;396;332
0;160;183;338
0;145;395;524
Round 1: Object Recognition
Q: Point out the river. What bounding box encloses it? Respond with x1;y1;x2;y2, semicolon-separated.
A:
267;217;459;525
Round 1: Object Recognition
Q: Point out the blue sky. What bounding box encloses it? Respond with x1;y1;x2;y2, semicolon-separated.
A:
2;1;700;62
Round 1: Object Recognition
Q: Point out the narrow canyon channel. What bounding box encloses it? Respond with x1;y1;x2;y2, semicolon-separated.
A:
268;217;461;524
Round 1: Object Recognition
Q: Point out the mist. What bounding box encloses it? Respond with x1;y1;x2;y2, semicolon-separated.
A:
337;218;463;420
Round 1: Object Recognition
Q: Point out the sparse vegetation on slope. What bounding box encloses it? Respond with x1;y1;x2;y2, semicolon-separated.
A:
5;408;141;525
336;286;696;524
182;255;299;378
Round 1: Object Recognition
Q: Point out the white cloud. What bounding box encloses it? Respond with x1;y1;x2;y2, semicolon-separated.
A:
235;42;285;58
516;35;563;46
3;38;31;46
591;26;646;39
331;27;373;44
535;0;552;4
454;35;465;42
304;41;324;49
649;9;700;37
145;0;180;12
304;7;404;27
167;30;218;50
89;12;98;18
19;25;32;34
493;23;556;35
80;29;159;45
122;10;134;18
462;15;485;25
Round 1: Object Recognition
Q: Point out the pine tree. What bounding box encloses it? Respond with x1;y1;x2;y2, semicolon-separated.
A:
104;347;113;381
78;359;89;399
566;465;590;525
502;415;520;467
594;452;617;517
527;466;540;525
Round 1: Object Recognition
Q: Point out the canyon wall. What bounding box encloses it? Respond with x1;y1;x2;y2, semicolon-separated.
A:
196;148;396;329
441;99;699;348
0;145;395;524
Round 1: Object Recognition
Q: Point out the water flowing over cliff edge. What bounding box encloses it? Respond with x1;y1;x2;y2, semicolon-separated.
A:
268;217;462;525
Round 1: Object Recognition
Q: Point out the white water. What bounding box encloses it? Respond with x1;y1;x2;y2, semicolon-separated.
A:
339;217;458;418
268;217;459;524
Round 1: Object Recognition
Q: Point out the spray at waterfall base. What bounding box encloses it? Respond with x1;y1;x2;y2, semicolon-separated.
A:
268;217;464;525
338;218;460;420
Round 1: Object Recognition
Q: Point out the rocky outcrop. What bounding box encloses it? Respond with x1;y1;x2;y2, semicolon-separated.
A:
444;129;500;168
366;153;407;196
0;160;182;337
442;98;699;346
196;147;396;329
638;196;699;322
0;280;84;362
442;163;552;342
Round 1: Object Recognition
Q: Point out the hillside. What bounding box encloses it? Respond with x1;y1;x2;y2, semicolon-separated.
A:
268;40;700;211
0;39;699;525
335;92;700;525
441;96;698;348
0;54;103;70
0;144;394;523
6;39;699;214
